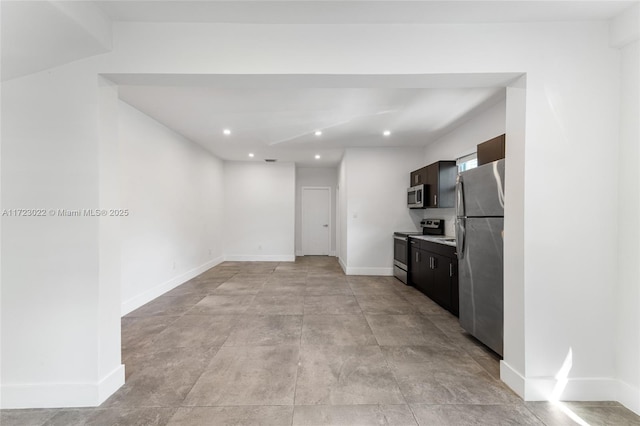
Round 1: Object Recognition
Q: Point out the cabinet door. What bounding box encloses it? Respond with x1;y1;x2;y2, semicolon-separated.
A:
477;134;506;166
409;247;430;293
431;253;452;311
450;257;459;317
436;161;457;208
410;166;428;186
410;170;420;186
425;163;439;207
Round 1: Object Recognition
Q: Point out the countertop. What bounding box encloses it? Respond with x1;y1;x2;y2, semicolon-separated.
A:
409;234;457;247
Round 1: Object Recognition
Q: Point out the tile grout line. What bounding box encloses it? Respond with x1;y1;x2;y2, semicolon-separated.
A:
290;270;310;424
19;259;639;424
173;272;238;413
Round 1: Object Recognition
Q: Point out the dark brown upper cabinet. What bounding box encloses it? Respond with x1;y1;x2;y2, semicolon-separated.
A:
410;161;456;208
410;166;428;186
477;134;506;166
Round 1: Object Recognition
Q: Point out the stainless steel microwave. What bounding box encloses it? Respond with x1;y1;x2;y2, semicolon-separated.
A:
407;184;425;208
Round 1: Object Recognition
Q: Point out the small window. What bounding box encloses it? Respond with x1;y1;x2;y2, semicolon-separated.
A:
457;153;478;173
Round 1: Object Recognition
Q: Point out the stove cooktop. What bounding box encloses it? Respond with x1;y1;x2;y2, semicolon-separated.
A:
394;231;423;237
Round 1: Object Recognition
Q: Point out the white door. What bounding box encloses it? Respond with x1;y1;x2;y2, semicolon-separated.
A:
302;187;331;255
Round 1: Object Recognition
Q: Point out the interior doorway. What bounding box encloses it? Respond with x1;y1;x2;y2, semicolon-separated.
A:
301;187;331;255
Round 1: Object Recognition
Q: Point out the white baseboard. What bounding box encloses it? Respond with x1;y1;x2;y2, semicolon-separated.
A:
617;379;640;416
337;259;396;276
338;257;347;273
526;376;617;402
97;365;126;406
224;255;295;262
0;364;124;409
500;360;622;404
295;251;336;257
121;256;224;316
500;360;526;398
345;266;394;276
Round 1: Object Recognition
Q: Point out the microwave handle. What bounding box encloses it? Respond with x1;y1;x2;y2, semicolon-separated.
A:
417;187;422;204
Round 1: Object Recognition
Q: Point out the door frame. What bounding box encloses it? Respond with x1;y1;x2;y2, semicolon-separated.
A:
335;186;340;259
301;186;332;256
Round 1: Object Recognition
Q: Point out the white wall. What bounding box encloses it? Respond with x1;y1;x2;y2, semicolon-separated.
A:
223;162;295;261
516;32;618;401
118;100;224;315
616;37;640;412
424;97;507;165
97;77;123;400
295;167;337;256
343;147;425;275
611;5;640;414
422;98;507;236
502;76;528;390
338;157;348;271
1;62;123;408
2;16;638;411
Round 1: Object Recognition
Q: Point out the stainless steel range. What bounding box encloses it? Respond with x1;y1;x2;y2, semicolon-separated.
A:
393;219;445;284
393;231;421;284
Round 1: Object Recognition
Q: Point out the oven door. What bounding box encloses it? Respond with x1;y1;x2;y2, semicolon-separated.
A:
393;235;408;269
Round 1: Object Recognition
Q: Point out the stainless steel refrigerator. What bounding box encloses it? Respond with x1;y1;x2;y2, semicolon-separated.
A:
455;159;505;356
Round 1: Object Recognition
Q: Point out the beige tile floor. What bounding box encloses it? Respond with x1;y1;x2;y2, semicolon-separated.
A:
3;256;640;425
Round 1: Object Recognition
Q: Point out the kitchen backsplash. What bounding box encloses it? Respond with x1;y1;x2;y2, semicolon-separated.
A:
424;208;456;236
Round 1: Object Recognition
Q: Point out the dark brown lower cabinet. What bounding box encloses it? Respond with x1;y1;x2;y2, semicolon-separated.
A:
409;238;459;316
450;256;459;316
409;241;430;294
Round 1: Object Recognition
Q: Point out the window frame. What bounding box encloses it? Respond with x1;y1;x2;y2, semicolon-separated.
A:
457;152;478;173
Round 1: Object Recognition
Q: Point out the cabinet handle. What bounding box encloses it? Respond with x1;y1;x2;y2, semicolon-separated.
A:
429;257;433;269
434;194;437;206
449;263;453;277
416;251;419;263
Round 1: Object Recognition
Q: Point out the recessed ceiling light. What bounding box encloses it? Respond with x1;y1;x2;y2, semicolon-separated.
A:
315;154;321;159
314;130;322;136
248;153;254;158
223;129;231;135
383;130;391;136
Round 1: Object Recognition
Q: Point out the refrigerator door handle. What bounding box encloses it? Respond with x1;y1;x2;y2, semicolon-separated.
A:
456;218;466;260
456;177;465;218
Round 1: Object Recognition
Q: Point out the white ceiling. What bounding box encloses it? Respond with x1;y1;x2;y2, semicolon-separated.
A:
95;1;636;24
1;1;111;81
106;73;517;166
4;1;636;166
118;85;505;166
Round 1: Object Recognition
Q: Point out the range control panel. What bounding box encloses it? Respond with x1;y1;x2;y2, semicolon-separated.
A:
420;219;445;235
